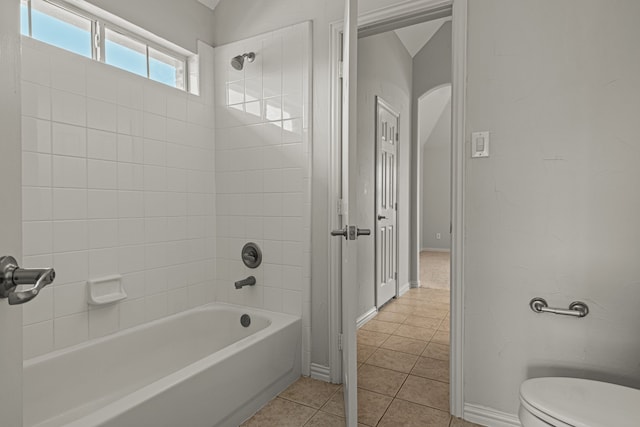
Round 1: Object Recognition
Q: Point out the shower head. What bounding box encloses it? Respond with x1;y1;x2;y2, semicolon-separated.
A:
231;52;255;71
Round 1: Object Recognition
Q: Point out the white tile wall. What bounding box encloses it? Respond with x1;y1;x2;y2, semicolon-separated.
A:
213;22;312;375
20;37;217;359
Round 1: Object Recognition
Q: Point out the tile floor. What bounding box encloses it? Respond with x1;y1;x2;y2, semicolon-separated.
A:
244;253;482;426
420;251;450;290
243;285;483;426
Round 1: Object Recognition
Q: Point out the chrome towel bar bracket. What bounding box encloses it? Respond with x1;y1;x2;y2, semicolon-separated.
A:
529;297;589;318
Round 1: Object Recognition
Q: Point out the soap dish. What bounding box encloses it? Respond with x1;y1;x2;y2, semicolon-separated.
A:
87;275;127;305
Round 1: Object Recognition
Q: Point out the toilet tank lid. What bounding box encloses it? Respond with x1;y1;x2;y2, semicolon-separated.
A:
520;377;640;427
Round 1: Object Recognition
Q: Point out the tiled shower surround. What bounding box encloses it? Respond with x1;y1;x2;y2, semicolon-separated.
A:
213;22;312;373
20;37;217;359
19;22;312;373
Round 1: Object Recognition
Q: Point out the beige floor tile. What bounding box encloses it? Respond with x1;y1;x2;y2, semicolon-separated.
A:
449;416;486;427
380;335;428;355
305;411;345;427
320;388;344;417
422;342;449;361
279;376;341;409
357;364;408;397
361;319;401;335
357;388;393;426
431;330;450;345
394;324;436;341
403;315;442;329
241;397;316;427
420;251;450;290
378;398;451;427
358;344;377;364
416;302;450;313
357;329;390;347
439;318;451;331
375;311;408;324
411;356;449;383
431;294;451;304
380;302;415;315
396;375;450;412
395;298;426;307
412;308;449;320
366;348;419;374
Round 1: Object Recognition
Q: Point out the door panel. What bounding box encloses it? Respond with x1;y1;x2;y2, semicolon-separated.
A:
341;0;359;425
376;98;399;308
0;1;24;425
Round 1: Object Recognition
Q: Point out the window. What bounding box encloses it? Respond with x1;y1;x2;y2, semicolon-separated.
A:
22;0;92;58
20;0;190;91
104;28;147;78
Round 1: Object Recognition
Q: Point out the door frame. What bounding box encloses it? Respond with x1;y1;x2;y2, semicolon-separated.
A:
0;0;24;425
328;0;468;416
374;96;400;309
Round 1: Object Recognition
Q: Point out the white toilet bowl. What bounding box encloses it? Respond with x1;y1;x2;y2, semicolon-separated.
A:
518;377;640;427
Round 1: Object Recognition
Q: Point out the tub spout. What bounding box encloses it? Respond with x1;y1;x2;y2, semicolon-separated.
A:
234;276;256;289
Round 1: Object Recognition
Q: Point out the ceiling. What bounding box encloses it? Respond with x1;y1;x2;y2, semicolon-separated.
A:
196;0;220;11
394;17;450;57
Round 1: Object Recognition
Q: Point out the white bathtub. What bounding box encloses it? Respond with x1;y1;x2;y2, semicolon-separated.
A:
23;303;301;427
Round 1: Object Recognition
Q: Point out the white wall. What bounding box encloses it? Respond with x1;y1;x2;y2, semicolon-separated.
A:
20;37;216;359
421;100;451;251
356;31;412;319
410;22;452;285
465;0;640;416
85;0;216;52
212;22;312;374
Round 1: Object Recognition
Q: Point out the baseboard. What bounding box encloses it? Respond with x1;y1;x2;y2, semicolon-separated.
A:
356;307;377;329
399;282;411;295
464;403;521;427
409;280;420;289
309;363;331;382
420;247;451;253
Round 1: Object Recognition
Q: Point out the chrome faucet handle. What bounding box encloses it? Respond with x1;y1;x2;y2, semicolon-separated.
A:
0;256;56;305
8;268;55;305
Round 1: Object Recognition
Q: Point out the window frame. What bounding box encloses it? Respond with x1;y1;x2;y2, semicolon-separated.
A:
21;0;190;92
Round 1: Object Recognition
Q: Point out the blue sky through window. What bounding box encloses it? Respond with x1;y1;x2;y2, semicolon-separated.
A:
31;8;91;58
150;57;177;88
105;39;147;78
20;3;181;89
20;4;29;35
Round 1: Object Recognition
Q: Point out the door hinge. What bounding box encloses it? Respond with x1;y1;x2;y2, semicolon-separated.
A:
338;61;344;78
338;333;343;351
396;132;399;142
395;272;398;281
395;202;398;211
337;198;347;215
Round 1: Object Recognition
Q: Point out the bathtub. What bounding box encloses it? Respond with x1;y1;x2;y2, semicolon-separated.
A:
23;303;301;427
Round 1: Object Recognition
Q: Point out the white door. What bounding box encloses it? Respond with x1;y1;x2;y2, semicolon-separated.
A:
375;98;399;308
333;0;364;425
0;1;25;425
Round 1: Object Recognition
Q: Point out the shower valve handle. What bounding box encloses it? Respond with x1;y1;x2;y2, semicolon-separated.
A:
0;256;56;305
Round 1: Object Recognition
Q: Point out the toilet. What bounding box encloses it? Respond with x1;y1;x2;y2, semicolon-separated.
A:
519;377;640;427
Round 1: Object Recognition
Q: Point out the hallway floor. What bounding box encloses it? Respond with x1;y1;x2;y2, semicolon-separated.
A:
420;251;450;290
243;286;482;427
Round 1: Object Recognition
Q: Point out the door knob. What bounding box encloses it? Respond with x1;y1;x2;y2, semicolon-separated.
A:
331;227;348;239
0;256;56;305
331;226;371;240
377;215;387;220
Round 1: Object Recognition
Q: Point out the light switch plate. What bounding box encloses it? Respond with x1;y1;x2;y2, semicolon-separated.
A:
472;131;490;158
